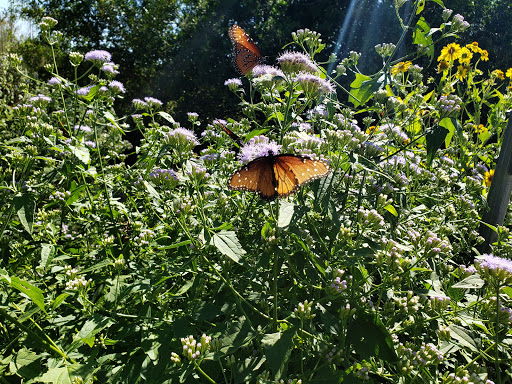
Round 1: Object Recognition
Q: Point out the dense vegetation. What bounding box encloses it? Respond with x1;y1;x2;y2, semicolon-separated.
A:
1;0;512;383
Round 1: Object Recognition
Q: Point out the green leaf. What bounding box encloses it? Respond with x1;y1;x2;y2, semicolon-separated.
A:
439;117;462;147
262;328;297;380
211;231;246;263
413;17;434;62
426;124;448;166
38;244;55;271
347;314;397;362
157;111;175;124
383;204;398;217
451;275;485;289
103;111;124;134
450;324;479;352
10;276;46;313
278;201;295;228
14;348;42;380
38;367;71;384
75;314;114;348
416;0;425;14
68;144;90;165
143;180;161;201
349;73;386;107
13;193;35;235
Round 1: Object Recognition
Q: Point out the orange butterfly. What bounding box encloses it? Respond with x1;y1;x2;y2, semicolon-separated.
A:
229;24;264;75
228;154;330;201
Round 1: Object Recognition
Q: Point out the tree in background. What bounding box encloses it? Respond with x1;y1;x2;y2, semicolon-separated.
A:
15;0;512;122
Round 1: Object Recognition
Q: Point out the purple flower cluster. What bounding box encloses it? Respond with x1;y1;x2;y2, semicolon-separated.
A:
164;127;199;147
438;95;462;113
109;80;125;93
48;77;62;86
379;123;410;144
85;50;112;64
295;73;335;96
251;65;285;79
278;51;317;74
238;135;281;163
224;78;243;91
475;254;512;283
101;63;119;75
29;94;52;105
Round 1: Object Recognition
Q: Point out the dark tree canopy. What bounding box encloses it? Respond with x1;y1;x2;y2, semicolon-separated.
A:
16;0;512;122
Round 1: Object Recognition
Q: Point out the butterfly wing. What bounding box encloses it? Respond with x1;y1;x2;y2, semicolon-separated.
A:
229;24;263;75
274;155;331;197
228;157;278;200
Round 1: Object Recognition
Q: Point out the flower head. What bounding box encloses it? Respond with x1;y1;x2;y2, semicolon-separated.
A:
48;77;62;86
466;42;481;53
102;63;119;75
84;50;112;64
277;51;317;74
483;169;494;187
132;98;147;109
492;69;505;80
506;68;512;79
109;80;126;93
438;43;462;62
295;73;335;97
251;65;285;78
239;135;281;163
475;254;512;284
224;78;243;91
144;97;163;108
458;47;473;65
391;61;412;75
437;60;450;73
455;64;470;81
164;127;199;149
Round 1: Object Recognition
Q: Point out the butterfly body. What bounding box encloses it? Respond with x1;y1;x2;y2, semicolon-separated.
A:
229;154;330;201
229;24;264;75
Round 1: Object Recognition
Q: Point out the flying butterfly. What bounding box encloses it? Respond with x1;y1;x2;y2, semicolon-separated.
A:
228;154;331;201
229;24;265;75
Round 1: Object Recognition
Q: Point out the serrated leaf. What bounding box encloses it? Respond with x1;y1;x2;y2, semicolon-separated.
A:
38;367;71;384
450;324;478;351
413;17;434;62
451;275;485;289
10;276;46;313
75;315;114;348
14;193;35;235
211;231;245;263
38;244;55;271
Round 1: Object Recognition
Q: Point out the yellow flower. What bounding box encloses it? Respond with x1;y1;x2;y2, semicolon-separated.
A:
492;69;505;80
483;169;494;187
458;47;473;65
366;126;378;134
466;42;482;53
480;50;489;61
456;65;470;81
506;68;512;78
391;61;412;75
438;43;462;62
437;60;450;73
475;124;488;134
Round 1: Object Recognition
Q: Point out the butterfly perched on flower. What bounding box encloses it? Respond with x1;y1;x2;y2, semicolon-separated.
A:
228;24;265;75
228;137;331;201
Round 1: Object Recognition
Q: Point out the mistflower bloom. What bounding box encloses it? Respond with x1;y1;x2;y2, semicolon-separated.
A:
296;73;334;96
74;125;92;133
132;98;147;109
251;65;285;85
438;43;462;62
442;8;453;21
29;94;52;106
77;86;92;96
144;97;163;108
239;135;281;163
84;50;112;64
475;254;512;284
277;51;317;74
308;104;328;118
224;78;243;91
363;142;385;158
483;169;494;187
375;43;396;58
294;300;316;320
450;14;470;33
84;140;96;148
438;94;462;113
164;127;199;149
391;61;412;75
48;76;62;86
149;168;180;188
101;63;119;75
109;80;126;93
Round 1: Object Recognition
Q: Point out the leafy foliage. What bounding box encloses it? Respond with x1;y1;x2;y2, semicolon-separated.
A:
2;2;512;383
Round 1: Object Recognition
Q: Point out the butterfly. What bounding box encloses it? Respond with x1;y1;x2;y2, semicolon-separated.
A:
228;154;331;201
229;24;264;75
